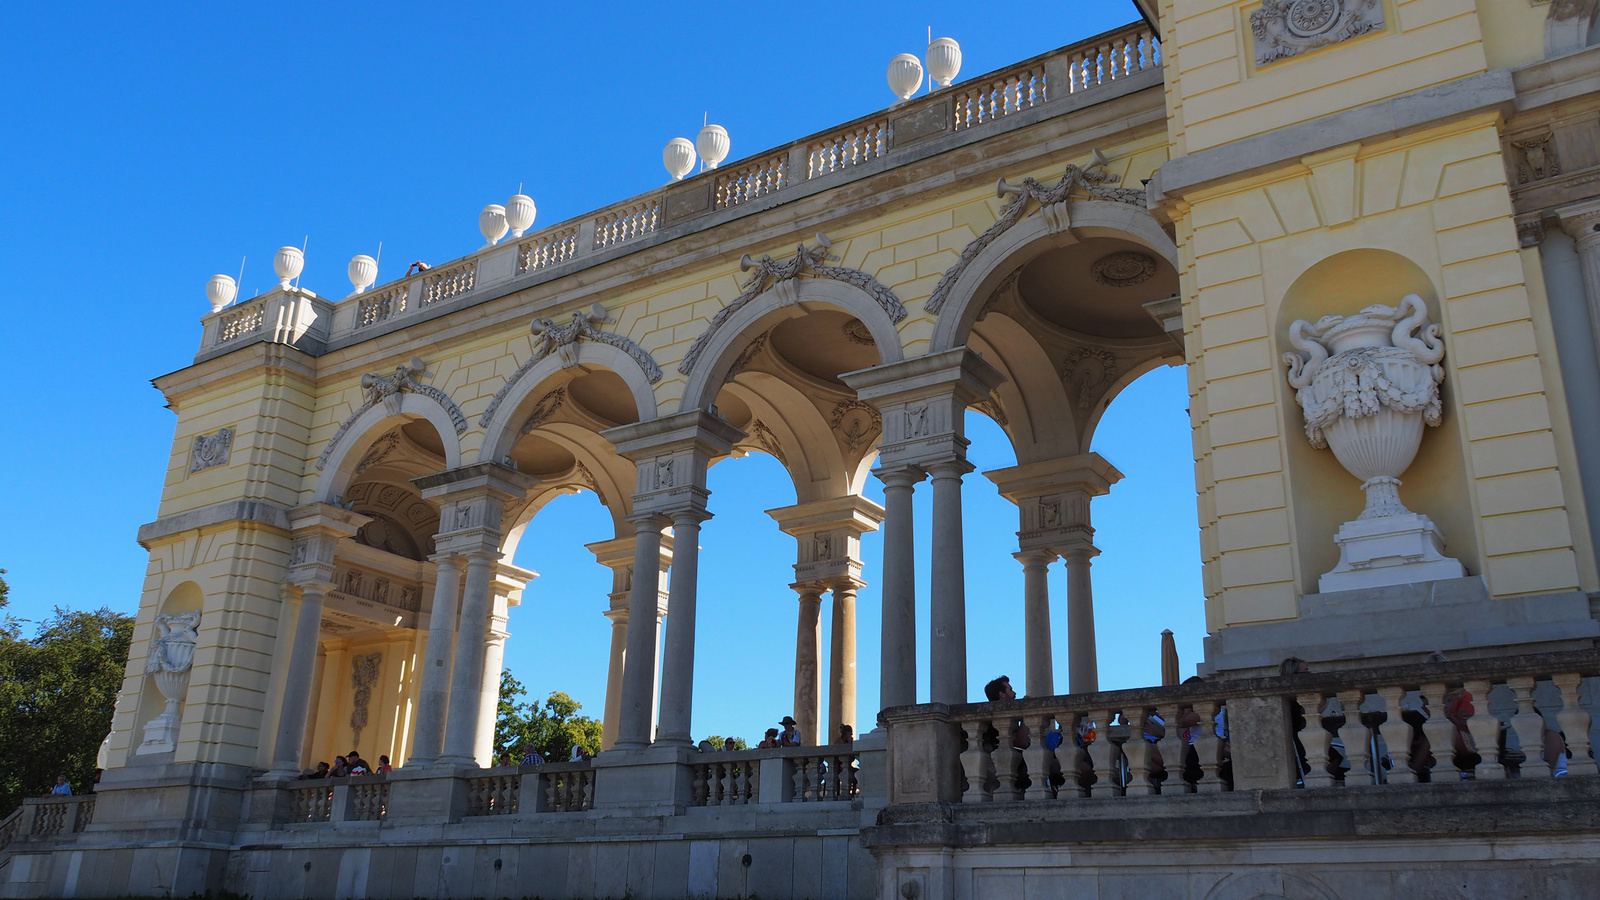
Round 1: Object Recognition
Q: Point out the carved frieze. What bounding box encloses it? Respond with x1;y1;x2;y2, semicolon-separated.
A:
190;427;234;474
680;232;907;376
1250;0;1384;67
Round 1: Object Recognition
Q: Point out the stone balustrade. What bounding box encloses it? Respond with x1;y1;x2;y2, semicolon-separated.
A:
1;796;95;849
191;21;1160;364
884;649;1600;805
689;745;864;806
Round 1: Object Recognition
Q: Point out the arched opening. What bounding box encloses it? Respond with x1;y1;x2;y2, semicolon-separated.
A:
1276;249;1479;593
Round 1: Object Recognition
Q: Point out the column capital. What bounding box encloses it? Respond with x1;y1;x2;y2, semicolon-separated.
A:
1556;199;1600;246
414;462;537;554
873;466;927;489
1014;548;1058;568
286;502;370;586
604;409;745;517
790;581;828;600
985;452;1122;554
769;495;885;587
841;348;1005;470
925;458;975;479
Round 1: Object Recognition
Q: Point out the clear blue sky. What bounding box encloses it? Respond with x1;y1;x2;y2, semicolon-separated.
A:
0;2;1199;746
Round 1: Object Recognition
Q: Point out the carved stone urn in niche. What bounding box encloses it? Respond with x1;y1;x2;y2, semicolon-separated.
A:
136;610;201;755
1283;294;1465;591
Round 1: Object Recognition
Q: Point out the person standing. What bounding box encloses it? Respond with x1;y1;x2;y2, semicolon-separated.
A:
49;775;72;796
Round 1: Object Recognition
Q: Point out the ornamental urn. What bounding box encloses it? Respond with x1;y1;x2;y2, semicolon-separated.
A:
927;38;962;87
347;254;378;297
505;193;537;236
697;124;730;170
206;273;237;312
273;246;305;289
888;53;924;101
480;204;509;248
1283;293;1464;590
664;138;697;181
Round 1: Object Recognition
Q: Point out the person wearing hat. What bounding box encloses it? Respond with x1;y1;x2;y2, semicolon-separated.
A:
779;716;802;747
758;728;781;749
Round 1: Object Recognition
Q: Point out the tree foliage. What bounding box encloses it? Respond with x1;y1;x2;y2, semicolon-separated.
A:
0;571;134;810
493;669;602;762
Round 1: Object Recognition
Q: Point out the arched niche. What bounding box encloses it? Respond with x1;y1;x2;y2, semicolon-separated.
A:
131;581;204;756
1547;0;1600;57
1276;249;1480;594
479;341;658;465
930;199;1179;354
315;396;463;504
678;278;906;415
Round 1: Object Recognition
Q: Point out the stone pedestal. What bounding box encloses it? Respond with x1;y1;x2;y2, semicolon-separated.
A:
1320;510;1465;592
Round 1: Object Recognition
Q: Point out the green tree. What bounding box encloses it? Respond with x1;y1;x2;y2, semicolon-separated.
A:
702;735;749;750
0;575;134;810
493;669;603;763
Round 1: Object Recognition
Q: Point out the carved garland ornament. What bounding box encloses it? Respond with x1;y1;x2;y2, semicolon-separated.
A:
480;302;663;428
520;387;568;434
925;150;1145;315
747;419;788;465
1061;347;1119;411
353;430;402;474
1250;0;1384;66
316;358;467;470
349;652;382;747
190;428;234;474
829;399;882;454
679;232;908;376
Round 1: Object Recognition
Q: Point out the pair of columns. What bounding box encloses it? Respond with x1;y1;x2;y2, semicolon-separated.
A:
606;411;746;750
589;534;673;750
790;581;860;746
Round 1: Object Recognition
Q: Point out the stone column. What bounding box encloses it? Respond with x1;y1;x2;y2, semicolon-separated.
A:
615;514;668;749
657;510;711;747
1557;202;1600;363
828;582;858;745
601;603;629;749
1016;549;1057;697
876;467;923;711
473;594;511;766
268;582;330;775
792;584;824;747
377;632;413;763
407;553;462;764
311;639;350;763
1063;543;1100;694
928;458;974;705
299;645;327;768
439;549;497;765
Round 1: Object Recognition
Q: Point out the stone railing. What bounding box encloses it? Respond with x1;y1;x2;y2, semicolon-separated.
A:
465;761;595;816
884;650;1600;805
194;21;1159;361
288;782;335;823
349;780;388;821
689;744;862;806
0;806;20;854
2;796;97;842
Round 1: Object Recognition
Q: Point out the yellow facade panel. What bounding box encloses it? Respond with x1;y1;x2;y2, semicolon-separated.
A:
1474;468;1568;517
1483;548;1582;597
1213;472;1288;516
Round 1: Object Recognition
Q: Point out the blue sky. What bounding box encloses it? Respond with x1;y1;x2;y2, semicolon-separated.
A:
0;2;1198;746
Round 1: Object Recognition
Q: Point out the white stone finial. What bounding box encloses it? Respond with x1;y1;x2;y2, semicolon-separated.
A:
273;246;305;289
664;137;697;181
347;254;377;297
1283;293;1463;591
480;204;509;248
697;124;730;171
505;194;537;237
926;38;961;87
206;274;237;312
888;53;924;101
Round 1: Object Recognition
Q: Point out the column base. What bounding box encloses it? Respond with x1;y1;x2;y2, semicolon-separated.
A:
1319;511;1464;593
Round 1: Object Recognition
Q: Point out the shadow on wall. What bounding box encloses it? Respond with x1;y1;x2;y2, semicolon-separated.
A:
1275;249;1480;595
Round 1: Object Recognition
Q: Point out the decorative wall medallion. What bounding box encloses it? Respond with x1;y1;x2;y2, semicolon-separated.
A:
454;506;472;529
829;400;882;454
680;232;907;376
1250;0;1384;66
343;570;364;595
1510;134;1560;184
190;427;234;474
1091;251;1157;287
317;358;467;470
480;303;662;429
1061;347;1119;410
520;387;568;435
354;430;401;474
291;541;309;566
655;458;675;489
814;535;833;561
399;585;420;611
725;330;772;382
972;397;1009;427
842;320;877;346
349;652;382;747
1039;497;1063;529
905;405;931;439
370;577;390;605
926;150;1145;315
748;419;788;465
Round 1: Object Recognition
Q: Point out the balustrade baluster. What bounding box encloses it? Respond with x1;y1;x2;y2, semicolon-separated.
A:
1419;682;1460;782
960;716;995;802
1053;711;1087;799
1297;692;1335;788
1123;708;1156;797
1085;709;1121;798
791;758;808;802
692;763;708;805
1508;677;1550;778
1155;704;1189;795
1023;713;1056;801
1377;686;1418;784
1553;673;1597;775
993;721;1023;801
1464;678;1505;780
1336;690;1374;787
1193;700;1225;792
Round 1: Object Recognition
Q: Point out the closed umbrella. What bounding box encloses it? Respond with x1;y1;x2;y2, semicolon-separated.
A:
1160;629;1180;686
